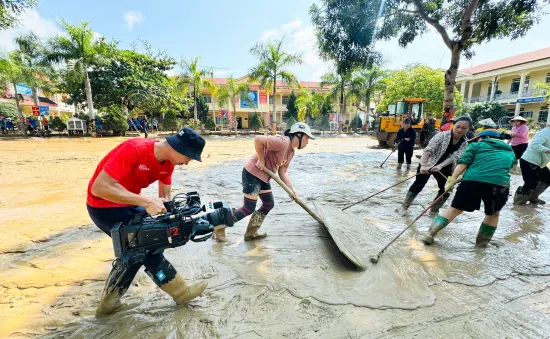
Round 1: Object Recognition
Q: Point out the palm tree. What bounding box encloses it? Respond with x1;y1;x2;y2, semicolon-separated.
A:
296;90;324;123
178;57;214;120
217;75;249;130
320;70;351;118
47;20;111;119
249;38;302;123
15;32;53;107
348;67;386;128
0;50;26;129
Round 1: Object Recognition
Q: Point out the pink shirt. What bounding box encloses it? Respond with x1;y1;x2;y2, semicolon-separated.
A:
244;135;294;183
511;124;529;146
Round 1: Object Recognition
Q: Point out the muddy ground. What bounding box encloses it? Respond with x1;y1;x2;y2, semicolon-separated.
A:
1;135;549;339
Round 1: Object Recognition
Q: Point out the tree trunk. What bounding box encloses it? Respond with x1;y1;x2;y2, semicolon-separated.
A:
444;45;461;111
193;85;198;120
32;88;39;106
365;88;372;131
340;77;346;122
84;71;94;120
13;83;25;133
272;80;277;127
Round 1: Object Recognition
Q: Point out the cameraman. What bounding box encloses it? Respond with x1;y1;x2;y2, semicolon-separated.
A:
86;127;207;316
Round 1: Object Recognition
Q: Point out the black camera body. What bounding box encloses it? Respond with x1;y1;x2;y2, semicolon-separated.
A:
111;192;233;267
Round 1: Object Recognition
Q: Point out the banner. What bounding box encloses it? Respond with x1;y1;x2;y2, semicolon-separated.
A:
32;106;40;116
259;92;267;104
39;105;50;116
240;91;258;108
16;83;32;95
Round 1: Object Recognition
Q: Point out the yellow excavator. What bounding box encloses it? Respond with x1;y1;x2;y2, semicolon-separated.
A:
376;98;441;148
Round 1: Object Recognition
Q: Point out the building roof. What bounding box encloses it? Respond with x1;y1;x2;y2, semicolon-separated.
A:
210;76;323;88
459;47;550;75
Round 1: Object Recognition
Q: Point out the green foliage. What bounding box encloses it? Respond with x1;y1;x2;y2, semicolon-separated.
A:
77;113;90;123
320;95;333;116
196;95;209;123
50;116;67;132
0;102;18;120
285;91;298;119
217;75;250;118
310;0;381;74
178;57;215;120
464;102;508;125
377;1;542;59
0;0;37;30
286;116;297;128
205;117;216;130
526;118;542;134
187;118;201;130
350;115;363;130
321;70;352;114
162;109;180;132
250;112;264;131
100;105;127;134
379;65;463;117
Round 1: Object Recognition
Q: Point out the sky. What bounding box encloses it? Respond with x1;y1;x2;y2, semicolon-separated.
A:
1;0;549;81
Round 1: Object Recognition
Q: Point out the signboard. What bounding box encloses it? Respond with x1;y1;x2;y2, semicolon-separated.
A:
16;83;32;95
517;97;545;103
259;92;267;104
240;91;259;108
32;106;40;116
19;117;25;123
39;105;50;116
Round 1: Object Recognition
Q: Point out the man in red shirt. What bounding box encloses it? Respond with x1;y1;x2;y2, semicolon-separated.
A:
86;127;206;316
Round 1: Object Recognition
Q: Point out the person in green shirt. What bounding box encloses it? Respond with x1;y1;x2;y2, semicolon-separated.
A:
420;130;516;247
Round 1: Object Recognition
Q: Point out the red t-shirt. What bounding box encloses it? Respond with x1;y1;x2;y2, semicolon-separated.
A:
86;138;174;208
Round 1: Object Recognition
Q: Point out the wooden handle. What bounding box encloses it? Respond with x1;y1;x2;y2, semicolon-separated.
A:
262;168;325;225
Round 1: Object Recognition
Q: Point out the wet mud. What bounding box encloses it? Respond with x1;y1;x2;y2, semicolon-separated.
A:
1;136;550;338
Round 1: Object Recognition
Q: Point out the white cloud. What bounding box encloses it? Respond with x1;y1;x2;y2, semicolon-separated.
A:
257;20;330;81
0;9;59;52
124;11;143;31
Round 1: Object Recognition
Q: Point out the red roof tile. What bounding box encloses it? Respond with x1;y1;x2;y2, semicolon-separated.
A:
460;47;550;75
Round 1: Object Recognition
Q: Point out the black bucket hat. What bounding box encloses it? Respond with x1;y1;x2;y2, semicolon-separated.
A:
166;127;205;162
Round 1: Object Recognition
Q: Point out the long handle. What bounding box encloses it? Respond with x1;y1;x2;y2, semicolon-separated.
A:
262;168;325;225
380;141;401;167
342;173;418;211
370;180;459;264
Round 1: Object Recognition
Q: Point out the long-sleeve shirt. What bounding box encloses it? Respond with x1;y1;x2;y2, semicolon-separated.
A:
422;130;468;168
521;127;550;168
510;124;529;146
395;127;416;150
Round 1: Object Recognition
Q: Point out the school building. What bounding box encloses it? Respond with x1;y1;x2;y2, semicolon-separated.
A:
456;47;550;126
200;75;351;129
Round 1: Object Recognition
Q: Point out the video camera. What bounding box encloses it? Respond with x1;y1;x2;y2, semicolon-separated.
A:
111;192;234;267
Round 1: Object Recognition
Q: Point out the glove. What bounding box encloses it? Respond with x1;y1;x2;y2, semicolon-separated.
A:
444;177;457;192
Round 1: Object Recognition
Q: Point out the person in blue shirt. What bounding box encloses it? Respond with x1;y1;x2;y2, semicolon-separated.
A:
6;119;14;133
395;119;417;170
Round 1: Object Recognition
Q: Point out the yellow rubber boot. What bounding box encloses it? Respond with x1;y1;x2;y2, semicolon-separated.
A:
213;225;228;242
160;273;207;304
244;211;267;241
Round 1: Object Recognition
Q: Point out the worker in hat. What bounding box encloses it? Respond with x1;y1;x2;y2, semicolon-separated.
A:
420;130;516;246
396;116;472;216
513;126;550;205
86;127;207;316
508;116;529;168
216;122;315;242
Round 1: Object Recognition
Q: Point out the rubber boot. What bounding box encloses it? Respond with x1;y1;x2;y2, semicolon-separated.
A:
396;163;403;170
475;223;497;247
96;260;139;316
420;214;450;245
395;191;417;215
528;182;548;205
244;211;267;241
159;274;207;304
406;164;411;170
430;193;450;214
146;258;207;305
213;225;228;242
513;186;531;205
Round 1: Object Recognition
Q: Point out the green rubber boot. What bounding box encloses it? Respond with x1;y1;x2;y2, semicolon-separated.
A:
421;214;450;245
476;223;497;247
396;191;417;215
528;182;548;205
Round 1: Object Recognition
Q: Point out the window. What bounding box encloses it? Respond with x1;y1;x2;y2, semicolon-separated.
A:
524;76;530;92
487;80;499;96
522;111;533;119
215;117;228;125
539;110;548;123
269;96;274;105
282;96;289;105
510;78;520;94
546;73;550;84
507;109;515;118
203;95;212;103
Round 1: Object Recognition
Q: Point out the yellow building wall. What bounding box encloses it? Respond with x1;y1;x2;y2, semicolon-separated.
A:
236;111;249;128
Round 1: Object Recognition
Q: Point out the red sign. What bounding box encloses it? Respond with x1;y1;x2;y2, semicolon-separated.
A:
249;85;260;91
217;110;222;118
19;117;25;122
259;92;267;104
32;105;40;116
